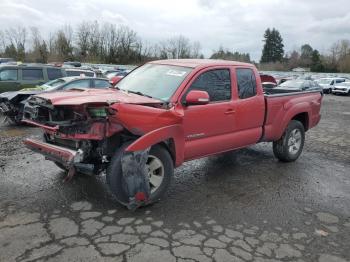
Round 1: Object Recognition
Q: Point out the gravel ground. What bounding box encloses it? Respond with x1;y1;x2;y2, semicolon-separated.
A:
0;94;349;262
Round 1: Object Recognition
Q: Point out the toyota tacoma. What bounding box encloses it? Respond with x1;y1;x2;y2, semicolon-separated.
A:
22;59;322;209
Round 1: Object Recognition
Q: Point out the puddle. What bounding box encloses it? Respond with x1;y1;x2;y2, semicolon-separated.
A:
0;129;26;137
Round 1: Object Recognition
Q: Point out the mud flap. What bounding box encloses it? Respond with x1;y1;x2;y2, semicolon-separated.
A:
121;148;151;210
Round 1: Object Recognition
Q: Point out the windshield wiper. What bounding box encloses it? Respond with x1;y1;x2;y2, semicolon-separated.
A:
126;90;154;99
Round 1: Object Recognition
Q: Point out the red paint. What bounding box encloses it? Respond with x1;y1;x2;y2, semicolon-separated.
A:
135;192;147;202
37;88;162;106
260;74;277;84
25;59;322;168
110;76;123;86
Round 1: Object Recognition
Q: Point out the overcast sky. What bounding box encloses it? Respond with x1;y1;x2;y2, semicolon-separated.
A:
1;0;350;61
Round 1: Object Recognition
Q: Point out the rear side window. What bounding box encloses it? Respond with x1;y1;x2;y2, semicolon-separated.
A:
47;68;63;80
67;70;94;77
94;79;111;89
0;69;18;81
187;69;231;102
22;69;44;80
236;68;257;99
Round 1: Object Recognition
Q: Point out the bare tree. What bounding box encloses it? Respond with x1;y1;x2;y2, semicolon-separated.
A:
4;26;27;60
0;30;6;54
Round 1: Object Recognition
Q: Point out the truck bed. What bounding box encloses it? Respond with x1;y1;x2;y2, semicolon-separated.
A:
262;90;322;142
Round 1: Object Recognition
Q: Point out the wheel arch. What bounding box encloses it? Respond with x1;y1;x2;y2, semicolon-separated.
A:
291;112;309;131
125;124;185;167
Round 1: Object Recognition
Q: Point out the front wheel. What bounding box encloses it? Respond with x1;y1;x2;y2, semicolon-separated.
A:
273;120;305;162
107;144;174;207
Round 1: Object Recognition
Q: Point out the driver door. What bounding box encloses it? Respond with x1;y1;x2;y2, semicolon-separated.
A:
182;68;236;160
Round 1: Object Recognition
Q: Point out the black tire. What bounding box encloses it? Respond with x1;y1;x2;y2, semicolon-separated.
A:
106;143;174;206
273;120;305;162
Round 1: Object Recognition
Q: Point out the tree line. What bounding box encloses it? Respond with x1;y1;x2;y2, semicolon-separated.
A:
0;22;204;65
1;23;350;72
259;28;350;73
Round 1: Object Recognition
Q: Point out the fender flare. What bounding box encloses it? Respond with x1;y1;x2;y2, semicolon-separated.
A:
125;124;185;167
277;102;311;139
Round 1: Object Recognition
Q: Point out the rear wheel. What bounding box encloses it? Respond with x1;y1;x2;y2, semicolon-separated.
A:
107;143;174;206
273;120;305;162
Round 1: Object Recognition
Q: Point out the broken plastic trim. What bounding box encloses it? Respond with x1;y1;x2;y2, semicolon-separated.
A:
121;148;151;210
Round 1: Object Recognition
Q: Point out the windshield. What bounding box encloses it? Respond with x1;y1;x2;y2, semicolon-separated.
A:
317;79;332;84
116;64;192;101
337;82;350;87
44;79;66;91
280;80;304;88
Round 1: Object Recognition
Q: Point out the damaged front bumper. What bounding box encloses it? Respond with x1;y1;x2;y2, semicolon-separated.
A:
23;138;84;169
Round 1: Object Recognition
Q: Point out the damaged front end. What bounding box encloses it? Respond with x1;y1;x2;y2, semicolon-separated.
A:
22;96;154;209
23;96;124;176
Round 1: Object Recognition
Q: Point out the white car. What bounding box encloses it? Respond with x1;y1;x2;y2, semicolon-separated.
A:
332;82;350;95
316;78;346;94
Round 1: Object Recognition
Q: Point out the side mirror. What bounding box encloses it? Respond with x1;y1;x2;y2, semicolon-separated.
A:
185;90;210;106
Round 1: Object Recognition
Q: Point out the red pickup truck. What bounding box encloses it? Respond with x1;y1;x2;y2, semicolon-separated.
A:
23;59;322;209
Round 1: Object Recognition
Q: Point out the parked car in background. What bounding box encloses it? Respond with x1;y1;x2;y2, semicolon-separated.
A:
262;82;277;89
0;64;66;93
0;76;111;124
332;82;350;95
65;68;96;78
0;58;15;64
106;69;131;78
316;77;346;94
109;70;132;86
271;79;322;93
63;61;82;68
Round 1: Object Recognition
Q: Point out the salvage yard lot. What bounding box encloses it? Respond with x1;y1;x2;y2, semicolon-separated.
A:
0;95;349;262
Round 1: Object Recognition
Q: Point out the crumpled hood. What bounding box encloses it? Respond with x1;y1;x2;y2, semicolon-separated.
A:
32;88;163;106
0;90;42;101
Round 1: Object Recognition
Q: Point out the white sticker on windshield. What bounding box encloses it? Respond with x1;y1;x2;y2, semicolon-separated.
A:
166;70;187;77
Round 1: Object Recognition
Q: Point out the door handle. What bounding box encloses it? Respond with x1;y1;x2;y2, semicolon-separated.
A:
224;109;235;115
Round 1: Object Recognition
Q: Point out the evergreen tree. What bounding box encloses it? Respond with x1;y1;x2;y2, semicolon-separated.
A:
300;44;313;67
260;28;284;63
310;49;324;72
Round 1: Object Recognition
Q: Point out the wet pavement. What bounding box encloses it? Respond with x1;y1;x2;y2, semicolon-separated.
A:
0;95;349;262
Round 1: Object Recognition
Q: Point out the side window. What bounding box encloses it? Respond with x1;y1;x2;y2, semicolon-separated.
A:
187;69;231;102
47;68;63;80
22;69;44;80
84;71;95;77
236;68;257;99
94;80;111;89
63;80;90;90
0;69;18;81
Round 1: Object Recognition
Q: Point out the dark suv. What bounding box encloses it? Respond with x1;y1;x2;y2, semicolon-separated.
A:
0;64;67;93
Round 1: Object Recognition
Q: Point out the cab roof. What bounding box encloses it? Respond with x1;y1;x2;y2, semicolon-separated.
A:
150;59;253;69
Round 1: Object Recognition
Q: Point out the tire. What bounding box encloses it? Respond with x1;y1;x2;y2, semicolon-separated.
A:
273;120;305;162
107;143;174;206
